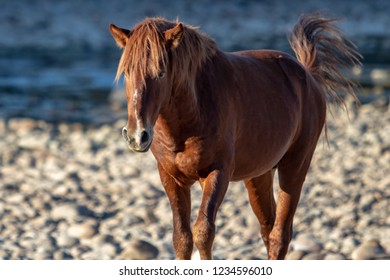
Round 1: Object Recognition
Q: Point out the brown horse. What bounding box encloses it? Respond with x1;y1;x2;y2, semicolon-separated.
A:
110;13;360;260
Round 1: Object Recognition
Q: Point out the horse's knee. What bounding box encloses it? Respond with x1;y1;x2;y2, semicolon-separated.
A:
193;218;215;255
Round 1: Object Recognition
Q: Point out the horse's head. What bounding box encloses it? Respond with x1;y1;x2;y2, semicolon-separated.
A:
110;19;184;152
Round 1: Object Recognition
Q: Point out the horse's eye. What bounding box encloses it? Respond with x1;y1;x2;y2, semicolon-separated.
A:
157;70;166;79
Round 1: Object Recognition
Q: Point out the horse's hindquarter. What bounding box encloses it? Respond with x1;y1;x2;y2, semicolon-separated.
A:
227;50;322;180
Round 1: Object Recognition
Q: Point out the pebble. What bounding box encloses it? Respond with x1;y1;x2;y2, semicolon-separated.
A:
119;240;159;260
324;253;347;260
100;243;118;257
51;204;79;221
302;252;326;260
56;232;79;247
0;250;10;260
6;193;25;204
292;234;323;252
341;237;360;255
53;251;73;260
67;223;97;239
351;240;386;260
285;250;306;260
359;193;376;212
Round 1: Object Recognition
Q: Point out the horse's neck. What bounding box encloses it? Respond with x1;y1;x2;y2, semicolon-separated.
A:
157;51;230;139
159;84;201;131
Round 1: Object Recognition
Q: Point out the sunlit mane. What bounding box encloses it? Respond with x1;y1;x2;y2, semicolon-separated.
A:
115;17;217;87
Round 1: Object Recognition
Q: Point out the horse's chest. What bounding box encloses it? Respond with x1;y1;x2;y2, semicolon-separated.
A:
153;139;212;184
174;149;203;175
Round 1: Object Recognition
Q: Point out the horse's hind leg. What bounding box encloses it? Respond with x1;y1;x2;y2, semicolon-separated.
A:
268;147;317;260
244;169;276;254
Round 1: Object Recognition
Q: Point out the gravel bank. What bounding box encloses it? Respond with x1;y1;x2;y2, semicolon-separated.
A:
0;100;389;260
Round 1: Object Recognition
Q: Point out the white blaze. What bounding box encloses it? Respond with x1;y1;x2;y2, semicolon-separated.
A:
133;89;142;143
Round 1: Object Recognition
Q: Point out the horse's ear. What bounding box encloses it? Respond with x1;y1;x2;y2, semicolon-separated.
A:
110;24;132;48
164;23;184;49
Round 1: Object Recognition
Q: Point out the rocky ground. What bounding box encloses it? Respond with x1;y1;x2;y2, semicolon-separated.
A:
0;98;389;260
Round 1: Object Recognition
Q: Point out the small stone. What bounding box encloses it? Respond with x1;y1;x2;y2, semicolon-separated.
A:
8;118;38;131
351;239;386;260
30;216;49;229
70;245;91;259
56;233;78;247
338;212;358;228
381;241;390;253
0;250;9;260
360;193;376;212
51;204;79;221
324;240;340;252
292;234;323;252
52;185;70;196
18;238;36;250
34;247;53;260
67;223;97;239
302;252;325;260
340;237;360;255
324;253;346;260
53;251;73;260
286;250;305;260
119;240;159;260
18;134;48;150
126;166;141;178
46;170;67;182
7;193;25;204
20;183;35;195
374;254;390;260
80;251;100;260
100;243;117;258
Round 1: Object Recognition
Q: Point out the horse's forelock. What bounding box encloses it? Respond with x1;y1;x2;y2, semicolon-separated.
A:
115;20;168;84
115;17;217;89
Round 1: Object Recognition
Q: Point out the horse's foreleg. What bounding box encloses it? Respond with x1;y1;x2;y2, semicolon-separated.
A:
244;169;276;254
158;163;193;260
193;169;229;259
268;150;315;260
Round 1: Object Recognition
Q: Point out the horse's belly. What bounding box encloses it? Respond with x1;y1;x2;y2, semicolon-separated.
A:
231;149;285;181
231;123;296;181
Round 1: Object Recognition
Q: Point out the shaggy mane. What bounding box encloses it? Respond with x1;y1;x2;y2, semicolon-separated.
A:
116;17;217;89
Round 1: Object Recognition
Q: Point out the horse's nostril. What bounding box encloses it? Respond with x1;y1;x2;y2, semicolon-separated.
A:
122;127;129;142
140;130;149;145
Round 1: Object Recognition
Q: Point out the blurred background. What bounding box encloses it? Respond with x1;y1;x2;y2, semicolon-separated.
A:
1;0;389;125
0;0;390;260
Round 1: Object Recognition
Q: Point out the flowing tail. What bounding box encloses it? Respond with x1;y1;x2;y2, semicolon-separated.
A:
289;13;362;105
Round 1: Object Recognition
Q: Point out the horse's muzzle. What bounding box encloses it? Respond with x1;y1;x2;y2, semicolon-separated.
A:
122;127;152;152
